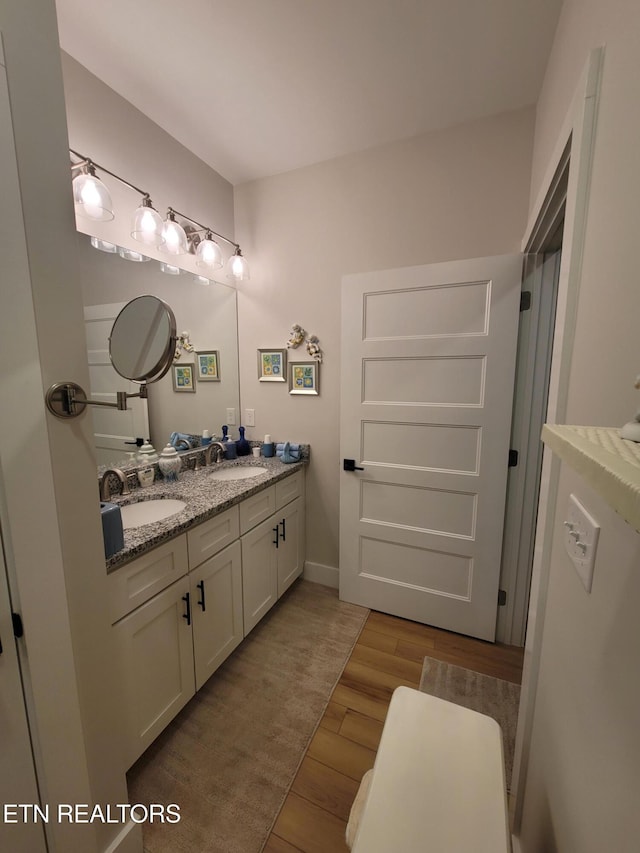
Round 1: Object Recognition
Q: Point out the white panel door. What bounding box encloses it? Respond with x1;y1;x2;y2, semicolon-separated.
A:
340;255;522;641
84;302;150;466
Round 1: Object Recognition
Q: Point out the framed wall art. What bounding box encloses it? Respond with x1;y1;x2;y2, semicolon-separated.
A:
258;348;287;382
172;363;196;392
196;350;220;381
289;361;319;396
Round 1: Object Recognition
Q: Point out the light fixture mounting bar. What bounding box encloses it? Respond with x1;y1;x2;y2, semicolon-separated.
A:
69;148;150;199
169;207;239;250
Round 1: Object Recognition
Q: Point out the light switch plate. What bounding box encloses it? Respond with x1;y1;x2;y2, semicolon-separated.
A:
245;408;255;427
563;493;600;593
226;408;236;425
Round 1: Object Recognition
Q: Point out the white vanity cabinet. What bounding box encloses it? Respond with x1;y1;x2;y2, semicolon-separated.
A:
109;468;305;767
110;538;194;767
241;471;305;635
187;509;244;688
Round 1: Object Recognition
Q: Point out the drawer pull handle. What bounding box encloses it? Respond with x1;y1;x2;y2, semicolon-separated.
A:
197;580;206;612
273;526;279;548
280;517;286;542
182;592;191;626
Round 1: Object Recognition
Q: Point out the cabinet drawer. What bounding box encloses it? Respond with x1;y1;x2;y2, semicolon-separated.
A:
239;485;277;534
276;469;304;510
187;505;240;570
108;535;188;624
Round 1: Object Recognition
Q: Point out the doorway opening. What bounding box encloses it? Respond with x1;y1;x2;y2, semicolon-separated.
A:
497;140;570;646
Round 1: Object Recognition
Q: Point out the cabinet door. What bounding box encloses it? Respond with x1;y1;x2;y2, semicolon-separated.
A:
192;541;243;690
241;516;279;635
277;497;305;597
113;576;195;767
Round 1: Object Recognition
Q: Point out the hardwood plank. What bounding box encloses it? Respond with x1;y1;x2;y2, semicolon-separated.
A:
330;683;390;723
365;610;438;646
356;628;398;654
339;709;385;752
319;701;347;733
263;834;302;853
307;727;376;782
272;791;350;853
341;659;415;703
349;643;423;685
291;756;359;822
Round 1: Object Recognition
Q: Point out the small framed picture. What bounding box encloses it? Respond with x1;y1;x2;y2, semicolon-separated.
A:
258;348;287;382
289;361;319;396
172;363;196;392
196;350;220;381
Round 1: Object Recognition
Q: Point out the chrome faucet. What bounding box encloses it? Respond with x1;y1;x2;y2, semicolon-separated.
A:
204;442;226;465
99;467;131;500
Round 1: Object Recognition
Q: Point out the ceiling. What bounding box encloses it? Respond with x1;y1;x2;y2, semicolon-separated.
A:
54;0;562;185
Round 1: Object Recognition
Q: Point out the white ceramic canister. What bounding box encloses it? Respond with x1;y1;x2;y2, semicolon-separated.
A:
158;444;181;481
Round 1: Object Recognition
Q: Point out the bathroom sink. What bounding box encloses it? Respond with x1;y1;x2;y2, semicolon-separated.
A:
207;466;268;481
120;499;186;529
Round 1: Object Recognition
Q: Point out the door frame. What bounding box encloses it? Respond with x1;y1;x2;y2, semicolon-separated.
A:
510;47;604;835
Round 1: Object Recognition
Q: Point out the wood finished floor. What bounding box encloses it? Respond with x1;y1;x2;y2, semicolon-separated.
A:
264;609;524;853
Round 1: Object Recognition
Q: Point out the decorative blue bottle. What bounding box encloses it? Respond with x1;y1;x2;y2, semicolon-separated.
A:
236;426;251;456
221;425;229;442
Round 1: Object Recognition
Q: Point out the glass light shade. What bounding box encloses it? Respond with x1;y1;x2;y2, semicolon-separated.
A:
160;262;182;275
226;248;250;281
118;246;150;262
160;215;188;255
90;236;118;253
131;202;164;247
196;236;223;270
73;171;114;221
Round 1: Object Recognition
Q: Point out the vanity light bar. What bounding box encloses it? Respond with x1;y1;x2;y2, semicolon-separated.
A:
69;149;249;281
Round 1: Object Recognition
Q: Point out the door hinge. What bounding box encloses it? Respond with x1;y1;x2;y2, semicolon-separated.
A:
498;589;507;606
520;291;532;311
508;449;519;467
12;612;24;638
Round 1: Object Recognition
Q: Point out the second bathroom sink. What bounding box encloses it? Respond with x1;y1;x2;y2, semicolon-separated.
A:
207;466;268;481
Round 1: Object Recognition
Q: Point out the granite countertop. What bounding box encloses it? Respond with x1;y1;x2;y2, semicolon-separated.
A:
105;456;307;572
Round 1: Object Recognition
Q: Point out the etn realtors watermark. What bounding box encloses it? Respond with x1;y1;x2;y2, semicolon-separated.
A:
3;803;180;824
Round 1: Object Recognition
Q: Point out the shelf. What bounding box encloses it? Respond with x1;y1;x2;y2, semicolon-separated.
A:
542;425;640;532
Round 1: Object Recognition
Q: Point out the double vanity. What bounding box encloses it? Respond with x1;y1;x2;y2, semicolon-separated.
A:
104;456;306;768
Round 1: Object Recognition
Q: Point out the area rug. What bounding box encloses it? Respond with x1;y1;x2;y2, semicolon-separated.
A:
127;580;368;853
419;657;521;790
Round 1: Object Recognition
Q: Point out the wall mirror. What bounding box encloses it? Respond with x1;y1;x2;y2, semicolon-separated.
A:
78;233;240;467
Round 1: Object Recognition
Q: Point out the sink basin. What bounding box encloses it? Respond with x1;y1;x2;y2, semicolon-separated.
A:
208;466;268;481
120;499;186;529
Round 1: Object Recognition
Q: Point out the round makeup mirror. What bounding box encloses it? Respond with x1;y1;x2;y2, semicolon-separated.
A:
109;295;177;383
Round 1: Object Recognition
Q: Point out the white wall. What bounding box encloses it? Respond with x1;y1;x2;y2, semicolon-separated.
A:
234;107;535;574
517;1;640;849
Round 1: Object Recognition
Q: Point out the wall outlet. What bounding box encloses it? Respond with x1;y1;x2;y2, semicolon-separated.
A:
226;408;236;425
245;408;255;427
563;493;600;593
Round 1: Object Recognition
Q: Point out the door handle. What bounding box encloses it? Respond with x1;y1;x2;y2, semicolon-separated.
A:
343;458;364;472
196;580;206;612
182;592;191;625
273;526;280;548
280;517;286;542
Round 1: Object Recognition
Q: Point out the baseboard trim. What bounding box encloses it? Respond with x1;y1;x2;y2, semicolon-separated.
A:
303;561;339;589
103;819;143;853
